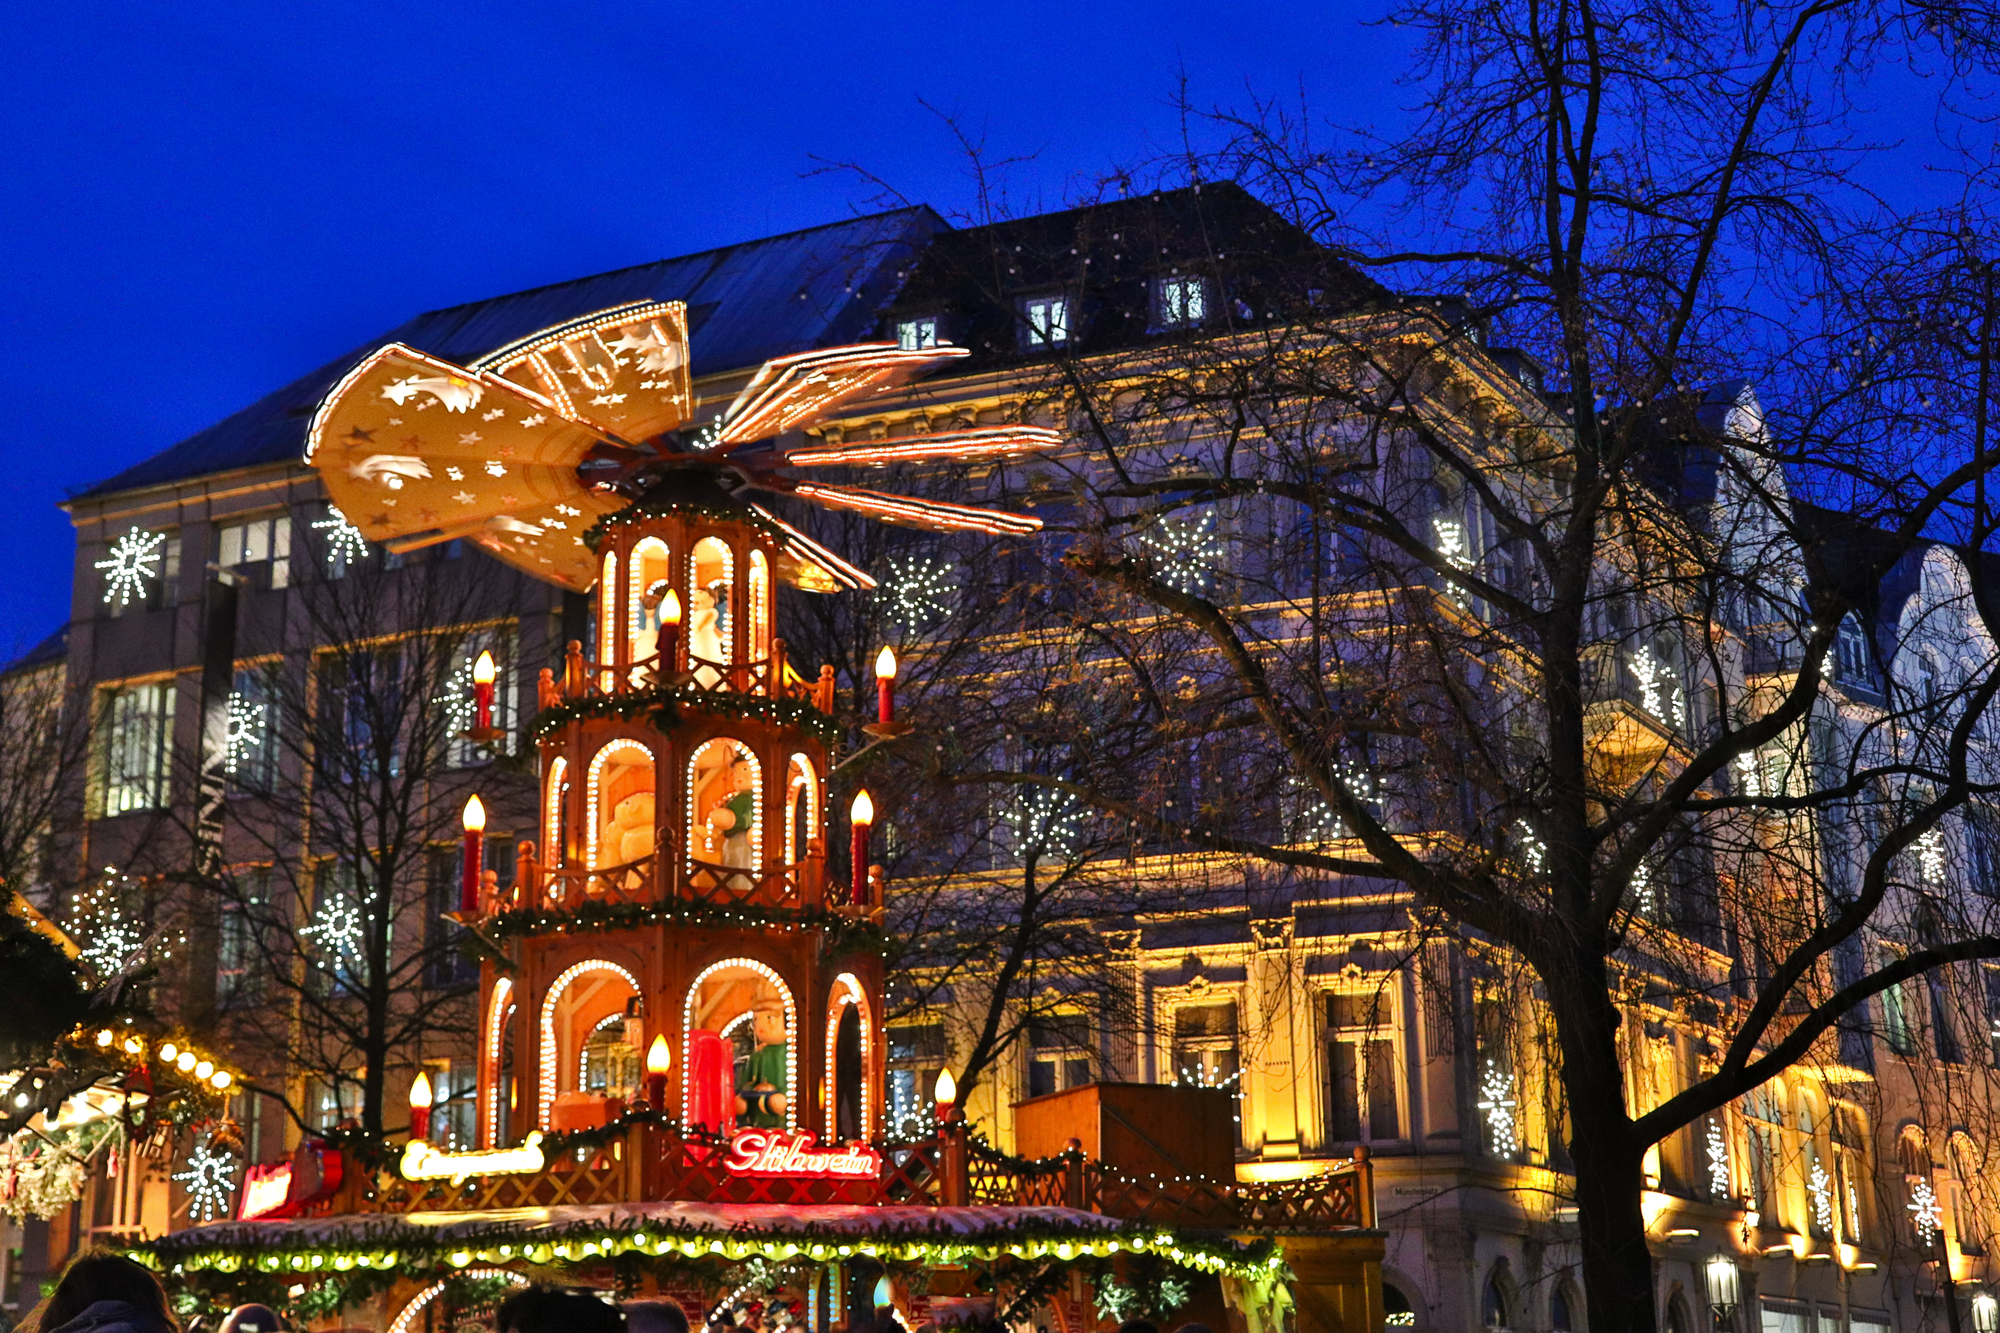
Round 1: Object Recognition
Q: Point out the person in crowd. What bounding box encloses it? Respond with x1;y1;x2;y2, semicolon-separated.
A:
623;1299;691;1333
33;1251;178;1333
494;1285;624;1333
217;1306;285;1333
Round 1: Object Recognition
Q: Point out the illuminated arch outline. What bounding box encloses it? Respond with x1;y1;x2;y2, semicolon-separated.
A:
785;752;818;869
598;551;619;666
543;756;568;876
825;971;873;1141
629;535;673;637
690;536;734;666
538;959;641;1128
388;1270;530;1333
587;738;656;869
681;956;797;1131
483;976;514;1148
687;738;762;875
749;548;771;659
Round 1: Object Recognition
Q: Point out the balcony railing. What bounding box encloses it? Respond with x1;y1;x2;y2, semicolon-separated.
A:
539;639;838;714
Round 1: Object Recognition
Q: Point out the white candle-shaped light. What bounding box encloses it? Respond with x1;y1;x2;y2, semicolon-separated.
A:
460;795;486;913
934;1068;957;1122
409;1069;434;1142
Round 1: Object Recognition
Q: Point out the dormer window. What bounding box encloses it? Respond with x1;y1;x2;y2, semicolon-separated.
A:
1156;275;1208;328
1020;295;1070;348
897;317;940;351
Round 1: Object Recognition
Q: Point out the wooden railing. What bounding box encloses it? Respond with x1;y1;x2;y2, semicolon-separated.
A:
538;639;837;714
346;1125;1372;1232
489;846;839;915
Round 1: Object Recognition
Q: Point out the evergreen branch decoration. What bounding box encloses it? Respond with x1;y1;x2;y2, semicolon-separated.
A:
482;900;885;956
527;687;841;746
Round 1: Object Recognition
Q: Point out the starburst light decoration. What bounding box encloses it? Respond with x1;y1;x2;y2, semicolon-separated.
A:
223;692;266;777
435;655;481;736
1628;645;1687;732
172;1136;238;1223
95;528;166;608
1288;759;1379;842
1138;511;1225;595
1630;860;1656;918
70;870;150;977
1477;1057;1518;1157
301;885;370;972
1919;829;1947;884
1706;1119;1731;1198
1006;788;1088;859
877;555;957;629
1515;820;1548;874
1431;517;1473;573
1810;1158;1836;1235
1910;1177;1942;1247
311;506;370;570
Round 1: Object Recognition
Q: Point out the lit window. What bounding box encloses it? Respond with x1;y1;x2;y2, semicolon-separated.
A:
897;317;940;350
1021;295;1070;347
1157;275;1208;328
216;514;292;590
1325;991;1401;1143
886;1021;947;1137
97;680;174;815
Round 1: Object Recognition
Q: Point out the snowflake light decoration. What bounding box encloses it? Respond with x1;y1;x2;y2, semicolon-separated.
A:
1477;1057;1518;1157
172;1136;237;1223
1006;788;1088;859
1288;759;1379;843
223;692;266;777
1431;517;1473;573
435;656;479;736
311;506;369;570
1810;1158;1836;1235
1515;820;1548;874
301;886;369;972
1706;1118;1731;1198
95;527;166;608
876;555;957;630
1627;646;1687;732
70;870;150;977
1909;1177;1942;1247
1138;510;1224;595
1630;860;1657;918
1918;829;1947;885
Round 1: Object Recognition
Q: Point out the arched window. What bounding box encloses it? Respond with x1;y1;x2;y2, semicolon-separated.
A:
683;958;796;1133
544;756;569;872
484;977;514;1147
627;536;673;678
785;753;819;869
689;536;734;687
749;549;771;666
1664;1295;1691;1333
1951;1130;1988;1256
1382;1283;1416;1328
1481;1273;1510;1328
826;973;872;1141
1550;1282;1577;1331
587;740;655;875
598;551;619;668
537;959;641;1127
689;738;761;890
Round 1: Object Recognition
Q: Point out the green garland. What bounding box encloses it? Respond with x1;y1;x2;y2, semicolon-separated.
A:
132;1210;1278;1283
583;500;786;553
528;686;841;746
482;899;884;956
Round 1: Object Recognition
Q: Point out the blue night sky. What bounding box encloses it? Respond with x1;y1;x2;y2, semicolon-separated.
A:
0;2;1958;649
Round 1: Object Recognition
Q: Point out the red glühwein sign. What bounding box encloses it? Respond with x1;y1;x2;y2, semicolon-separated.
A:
725;1129;881;1180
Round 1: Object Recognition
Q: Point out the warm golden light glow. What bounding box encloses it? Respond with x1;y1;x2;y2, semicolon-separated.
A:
400;1131;546;1186
646;1034;672;1075
473;651;495;685
409;1070;434;1111
661;589;682;625
875;646;897;681
177;1051;197;1073
211;1071;232;1091
934;1068;957;1107
850;790;874;825
462;795;486;833
194;1060;214;1080
160;1043;179;1062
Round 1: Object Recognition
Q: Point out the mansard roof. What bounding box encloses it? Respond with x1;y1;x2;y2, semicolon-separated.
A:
73;206;946;501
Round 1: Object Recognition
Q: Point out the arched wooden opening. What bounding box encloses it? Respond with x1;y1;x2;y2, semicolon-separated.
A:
688;737;761;891
825;972;872;1142
682;957;796;1133
689;536;733;687
587;739;656;893
537;959;640;1128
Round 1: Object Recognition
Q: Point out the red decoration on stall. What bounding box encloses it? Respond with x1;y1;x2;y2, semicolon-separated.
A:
724;1129;882;1180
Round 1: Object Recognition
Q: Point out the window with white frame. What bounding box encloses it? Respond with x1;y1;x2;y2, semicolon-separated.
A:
1743;1081;1785;1223
216;870;268;1010
1831;1103;1866;1242
887;1022;948;1129
436;628;517;768
1171;1000;1240;1087
1020;295;1070;348
97;680;175;815
1882;943;1916;1055
216;514;292;591
1026;1015;1092;1097
897;317;940;350
1323;991;1401;1143
1155;275;1208;328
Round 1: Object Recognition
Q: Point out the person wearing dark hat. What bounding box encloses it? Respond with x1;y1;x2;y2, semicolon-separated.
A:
494;1286;623;1333
624;1300;691;1333
217;1305;285;1333
33;1251;178;1333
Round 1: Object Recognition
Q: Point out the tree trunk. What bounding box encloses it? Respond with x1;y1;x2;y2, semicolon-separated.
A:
1547;961;1658;1332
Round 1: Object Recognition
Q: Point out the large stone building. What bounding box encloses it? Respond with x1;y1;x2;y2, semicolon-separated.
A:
13;184;2000;1333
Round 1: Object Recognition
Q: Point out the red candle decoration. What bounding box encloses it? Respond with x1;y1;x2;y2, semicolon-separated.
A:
849;790;874;906
460;795;486;914
934;1068;957;1123
472;650;496;731
408;1070;433;1142
645;1034;671;1111
875;646;897;726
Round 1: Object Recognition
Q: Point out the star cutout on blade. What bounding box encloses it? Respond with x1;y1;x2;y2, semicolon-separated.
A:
453;490;476;505
345;426;375;443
